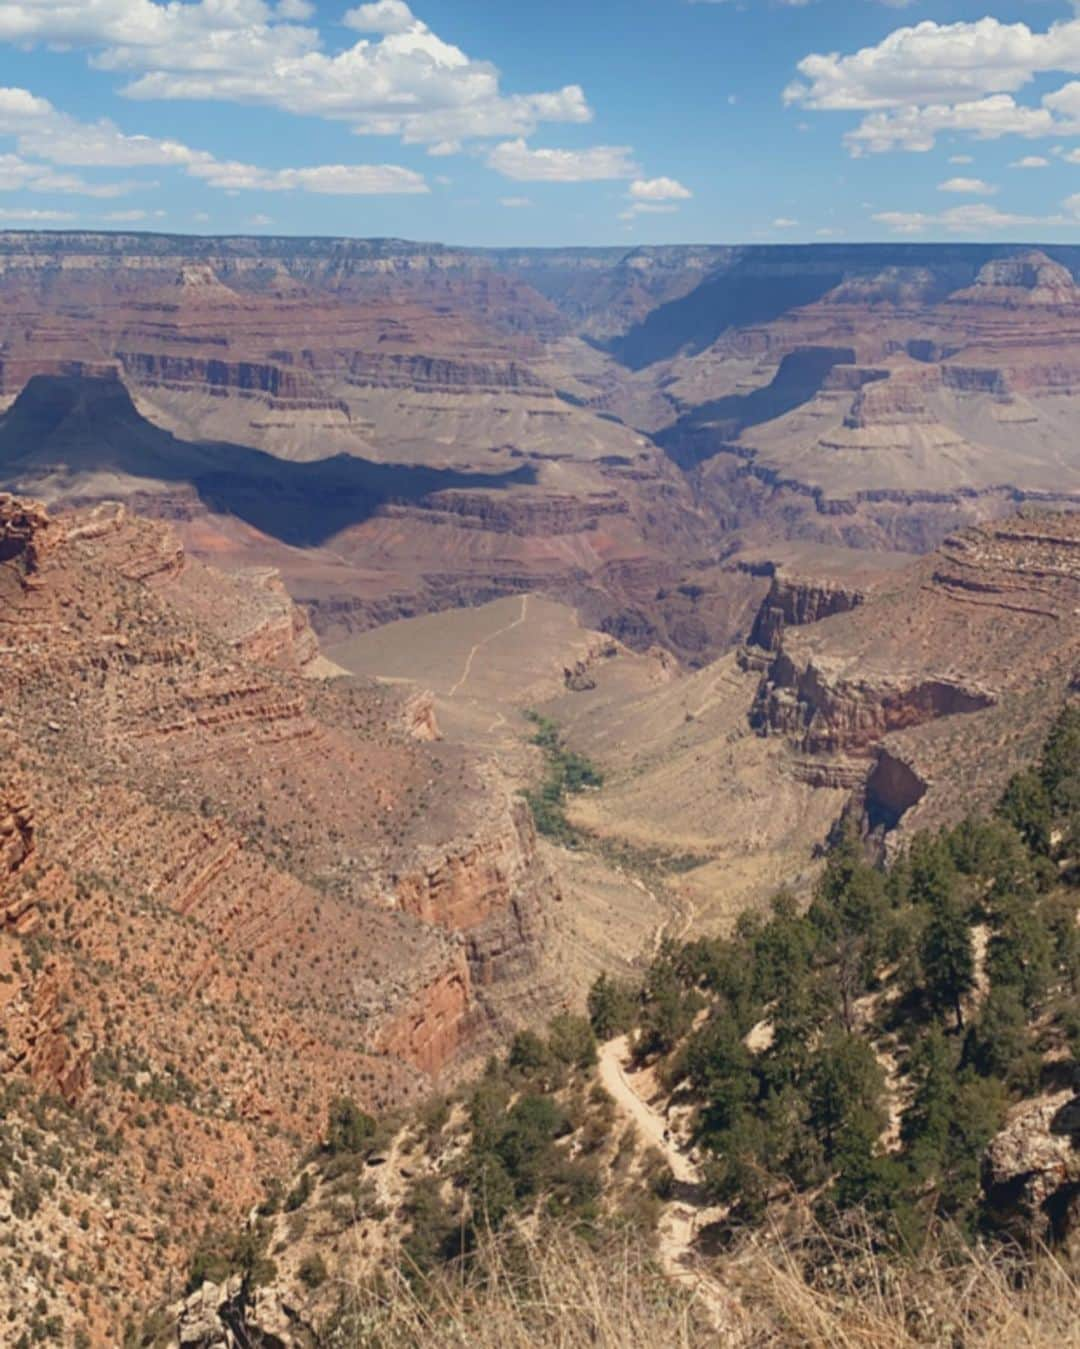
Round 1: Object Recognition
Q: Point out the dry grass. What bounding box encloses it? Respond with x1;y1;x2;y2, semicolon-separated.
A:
725;1213;1080;1348
324;1216;1080;1349
325;1226;703;1348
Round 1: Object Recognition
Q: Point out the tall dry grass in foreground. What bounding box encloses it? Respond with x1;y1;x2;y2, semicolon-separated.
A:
324;1217;1080;1348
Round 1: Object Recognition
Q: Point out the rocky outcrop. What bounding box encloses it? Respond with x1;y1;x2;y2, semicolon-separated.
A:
748;575;864;653
0;786;34;910
414;489;628;537
983;1092;1080;1245
117;351;348;413
752;652;995;756
950;251;1080;308
176;1275;308;1348
402;690;441;741
345;351;545;392
0;492;57;573
375;954;474;1076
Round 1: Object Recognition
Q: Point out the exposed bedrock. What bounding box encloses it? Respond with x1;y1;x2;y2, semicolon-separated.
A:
344;352;546;392
117;350;348;411
748;574;865;653
0;785;36;927
752;653;995;756
983;1092;1080;1246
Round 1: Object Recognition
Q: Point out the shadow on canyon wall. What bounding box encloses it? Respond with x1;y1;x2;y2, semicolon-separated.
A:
0;374;536;548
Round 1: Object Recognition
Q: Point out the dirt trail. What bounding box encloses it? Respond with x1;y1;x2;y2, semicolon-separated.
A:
598;1037;733;1330
448;594;530;698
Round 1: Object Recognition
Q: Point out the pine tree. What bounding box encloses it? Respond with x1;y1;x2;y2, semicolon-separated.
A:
921;892;975;1029
997;769;1053;856
586;973;636;1041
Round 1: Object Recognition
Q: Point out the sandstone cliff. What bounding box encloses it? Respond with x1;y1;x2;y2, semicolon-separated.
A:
0;494;561;1343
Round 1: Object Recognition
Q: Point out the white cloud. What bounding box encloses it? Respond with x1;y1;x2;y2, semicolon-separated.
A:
620;176;691;220
189;158;427;194
1012;155;1049;168
0;84;428;196
786;18;1080;112
0;0;593;149
937;176;996;195
948;154;974;163
873;198;1080;234
844;95;1058;155
103;207;165;221
773;217;799;228
618;203;679;220
0;206;75;220
487;138;638;182
628;176;691;201
499;195;531;208
0;150;142;196
343;0;415;34
790;15;1080;155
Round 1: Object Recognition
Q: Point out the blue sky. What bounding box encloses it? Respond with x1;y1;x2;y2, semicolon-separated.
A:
5;0;1080;243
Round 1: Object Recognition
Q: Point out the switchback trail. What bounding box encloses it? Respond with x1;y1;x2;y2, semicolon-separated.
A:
598;1037;733;1331
448;594;530;698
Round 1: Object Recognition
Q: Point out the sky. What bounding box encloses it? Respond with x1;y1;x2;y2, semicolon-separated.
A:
6;1;1080;243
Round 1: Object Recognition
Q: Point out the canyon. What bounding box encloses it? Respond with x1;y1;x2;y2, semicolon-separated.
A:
7;234;1080;1341
5;235;1080;672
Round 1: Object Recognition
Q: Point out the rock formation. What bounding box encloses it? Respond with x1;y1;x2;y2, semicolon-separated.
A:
983;1092;1080;1245
0;494;562;1342
747;514;1080;837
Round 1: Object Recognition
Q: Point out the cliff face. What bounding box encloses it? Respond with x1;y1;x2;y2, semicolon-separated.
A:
0;494;561;1342
748;574;865;654
746;515;1080;838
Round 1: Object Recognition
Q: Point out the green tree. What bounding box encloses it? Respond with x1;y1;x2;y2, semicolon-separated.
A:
806;1031;885;1166
966;985;1039;1092
997;769;1053;856
586;973;636;1041
547;1013;597;1070
1040;704;1080;812
908;832;959;911
326;1098;376;1156
508;1029;551;1078
986;892;1053;1006
685;1011;754;1139
920;892;975;1029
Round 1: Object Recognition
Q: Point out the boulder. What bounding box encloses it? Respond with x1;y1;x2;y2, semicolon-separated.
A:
982;1091;1080;1245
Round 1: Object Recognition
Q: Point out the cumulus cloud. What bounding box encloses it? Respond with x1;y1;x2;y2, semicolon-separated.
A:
499;195;531;208
343;0;416;33
844;95;1058;155
487;138;638;181
619;175;692;220
103;207;166;221
0;0;593;149
773;217;799;228
0;83;428;197
1012;155;1049;168
0;150;143;196
628;176;691;201
789;15;1080;154
189;159;427;194
937;176;996;195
